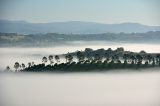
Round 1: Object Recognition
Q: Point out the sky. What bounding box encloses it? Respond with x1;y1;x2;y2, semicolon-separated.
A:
0;0;160;26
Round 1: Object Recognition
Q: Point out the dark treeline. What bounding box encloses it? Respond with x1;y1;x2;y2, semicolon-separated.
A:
1;31;160;47
6;47;160;72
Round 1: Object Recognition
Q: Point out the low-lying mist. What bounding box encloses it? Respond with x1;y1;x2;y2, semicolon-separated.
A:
0;70;160;106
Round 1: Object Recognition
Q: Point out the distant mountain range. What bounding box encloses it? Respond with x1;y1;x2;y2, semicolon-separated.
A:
0;20;160;34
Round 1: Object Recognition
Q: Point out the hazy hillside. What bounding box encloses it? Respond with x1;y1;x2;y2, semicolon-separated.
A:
0;31;160;47
0;20;160;34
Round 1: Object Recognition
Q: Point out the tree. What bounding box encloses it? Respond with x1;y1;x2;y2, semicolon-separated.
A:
21;63;25;69
107;48;112;51
152;56;155;66
85;48;93;53
156;54;160;65
147;54;153;64
130;55;136;64
104;52;110;62
136;54;143;61
113;54;119;63
107;48;112;57
123;54;130;62
42;56;47;64
32;62;35;66
94;54;102;62
136;54;143;65
28;62;31;67
86;54;93;62
6;66;10;72
116;47;124;53
85;48;93;62
65;55;68;63
145;61;149;66
48;55;54;64
14;62;20;72
123;60;128;66
139;50;146;54
55;55;60;63
67;54;73;63
76;51;85;62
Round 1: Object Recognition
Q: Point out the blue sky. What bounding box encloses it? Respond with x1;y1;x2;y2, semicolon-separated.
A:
0;0;160;26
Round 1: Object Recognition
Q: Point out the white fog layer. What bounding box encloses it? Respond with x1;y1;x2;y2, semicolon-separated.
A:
0;71;160;106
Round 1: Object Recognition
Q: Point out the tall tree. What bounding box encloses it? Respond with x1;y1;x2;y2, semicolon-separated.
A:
130;55;136;64
107;48;112;58
55;55;60;63
28;62;31;67
67;54;73;63
84;48;93;62
136;54;143;65
14;62;20;72
147;54;153;64
42;56;47;64
65;55;68;63
21;63;25;70
48;55;54;64
32;62;35;66
76;51;85;62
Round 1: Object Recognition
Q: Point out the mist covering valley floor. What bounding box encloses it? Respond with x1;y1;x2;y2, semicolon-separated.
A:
0;70;160;106
0;42;160;106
